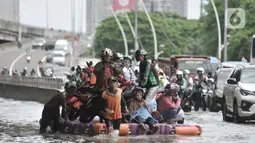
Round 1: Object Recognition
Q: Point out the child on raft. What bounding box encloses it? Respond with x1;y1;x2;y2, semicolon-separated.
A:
128;87;159;134
157;83;181;124
102;76;129;133
39;82;77;134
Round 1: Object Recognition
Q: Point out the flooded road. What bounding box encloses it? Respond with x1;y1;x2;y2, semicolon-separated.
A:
0;97;255;143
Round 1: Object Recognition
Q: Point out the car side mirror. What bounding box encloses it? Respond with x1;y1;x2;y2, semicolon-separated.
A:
227;78;237;85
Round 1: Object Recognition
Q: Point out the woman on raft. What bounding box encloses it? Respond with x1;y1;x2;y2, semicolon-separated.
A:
157;83;181;124
128;87;159;135
102;76;129;133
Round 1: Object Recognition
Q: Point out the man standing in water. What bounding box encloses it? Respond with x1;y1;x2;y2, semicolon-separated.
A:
39;83;77;134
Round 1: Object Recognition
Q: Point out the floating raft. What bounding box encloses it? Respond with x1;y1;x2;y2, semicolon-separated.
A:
57;120;202;136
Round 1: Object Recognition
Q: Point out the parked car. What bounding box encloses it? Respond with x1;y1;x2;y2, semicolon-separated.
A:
32;38;46;49
221;61;251;68
222;65;255;123
208;68;233;112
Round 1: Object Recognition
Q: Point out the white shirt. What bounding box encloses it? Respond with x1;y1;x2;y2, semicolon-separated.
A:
123;66;137;83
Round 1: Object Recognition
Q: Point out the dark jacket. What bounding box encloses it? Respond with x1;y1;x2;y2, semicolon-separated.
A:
94;61;123;92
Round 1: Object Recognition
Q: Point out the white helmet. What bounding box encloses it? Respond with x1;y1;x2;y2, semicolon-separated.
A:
176;70;183;76
196;67;204;74
115;53;124;60
24;67;27;71
26;56;31;60
184;69;190;75
124;55;132;61
102;48;113;57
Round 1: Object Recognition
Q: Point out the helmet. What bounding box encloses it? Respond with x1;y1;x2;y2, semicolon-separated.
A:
26;56;31;60
165;83;179;95
170;75;177;83
114;53;124;60
132;87;144;96
135;49;147;61
176;70;183;76
102;48;113;57
183;69;190;75
123;55;132;61
108;76;118;85
196;67;204;74
24;67;27;71
68;81;77;88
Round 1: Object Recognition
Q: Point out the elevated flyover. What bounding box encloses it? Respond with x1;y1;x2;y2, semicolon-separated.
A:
0;19;71;43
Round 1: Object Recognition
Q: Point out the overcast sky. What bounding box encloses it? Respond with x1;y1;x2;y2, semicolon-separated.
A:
20;0;201;32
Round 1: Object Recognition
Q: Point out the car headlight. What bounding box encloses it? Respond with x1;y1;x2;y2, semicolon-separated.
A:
240;89;255;96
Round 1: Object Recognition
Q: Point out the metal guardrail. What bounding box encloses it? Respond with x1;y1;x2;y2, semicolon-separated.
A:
0;75;64;90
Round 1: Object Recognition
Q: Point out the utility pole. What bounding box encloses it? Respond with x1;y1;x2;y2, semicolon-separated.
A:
80;0;83;37
46;0;49;29
200;0;203;17
92;0;96;58
71;0;75;67
223;0;228;61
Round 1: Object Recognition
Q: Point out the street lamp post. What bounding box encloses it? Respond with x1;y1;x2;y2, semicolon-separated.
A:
46;0;49;29
223;0;228;61
210;0;221;60
139;0;158;59
134;0;139;51
70;0;75;67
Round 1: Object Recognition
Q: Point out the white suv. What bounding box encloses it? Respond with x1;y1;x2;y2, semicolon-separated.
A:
222;65;255;123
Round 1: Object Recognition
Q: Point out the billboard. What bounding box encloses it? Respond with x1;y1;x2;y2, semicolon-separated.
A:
112;0;135;13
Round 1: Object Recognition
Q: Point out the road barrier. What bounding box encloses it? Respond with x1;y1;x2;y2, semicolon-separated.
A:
0;75;64;90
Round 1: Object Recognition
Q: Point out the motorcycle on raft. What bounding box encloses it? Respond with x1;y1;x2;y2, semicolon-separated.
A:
66;84;94;121
67;84;185;124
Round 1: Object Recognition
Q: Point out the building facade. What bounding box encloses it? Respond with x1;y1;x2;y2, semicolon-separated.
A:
86;0;112;35
86;0;189;35
143;0;188;18
0;0;20;22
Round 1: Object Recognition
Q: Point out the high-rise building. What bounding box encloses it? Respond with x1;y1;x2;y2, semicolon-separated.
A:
86;0;112;35
143;0;188;18
86;0;189;35
0;0;20;22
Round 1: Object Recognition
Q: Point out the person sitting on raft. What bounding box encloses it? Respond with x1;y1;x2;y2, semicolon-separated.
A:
157;83;181;124
128;87;159;135
102;76;129;133
39;82;76;134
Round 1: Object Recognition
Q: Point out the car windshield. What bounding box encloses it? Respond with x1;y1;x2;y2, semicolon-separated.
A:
53;53;64;57
178;60;212;74
241;68;255;83
33;39;44;42
55;45;67;50
217;70;232;89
